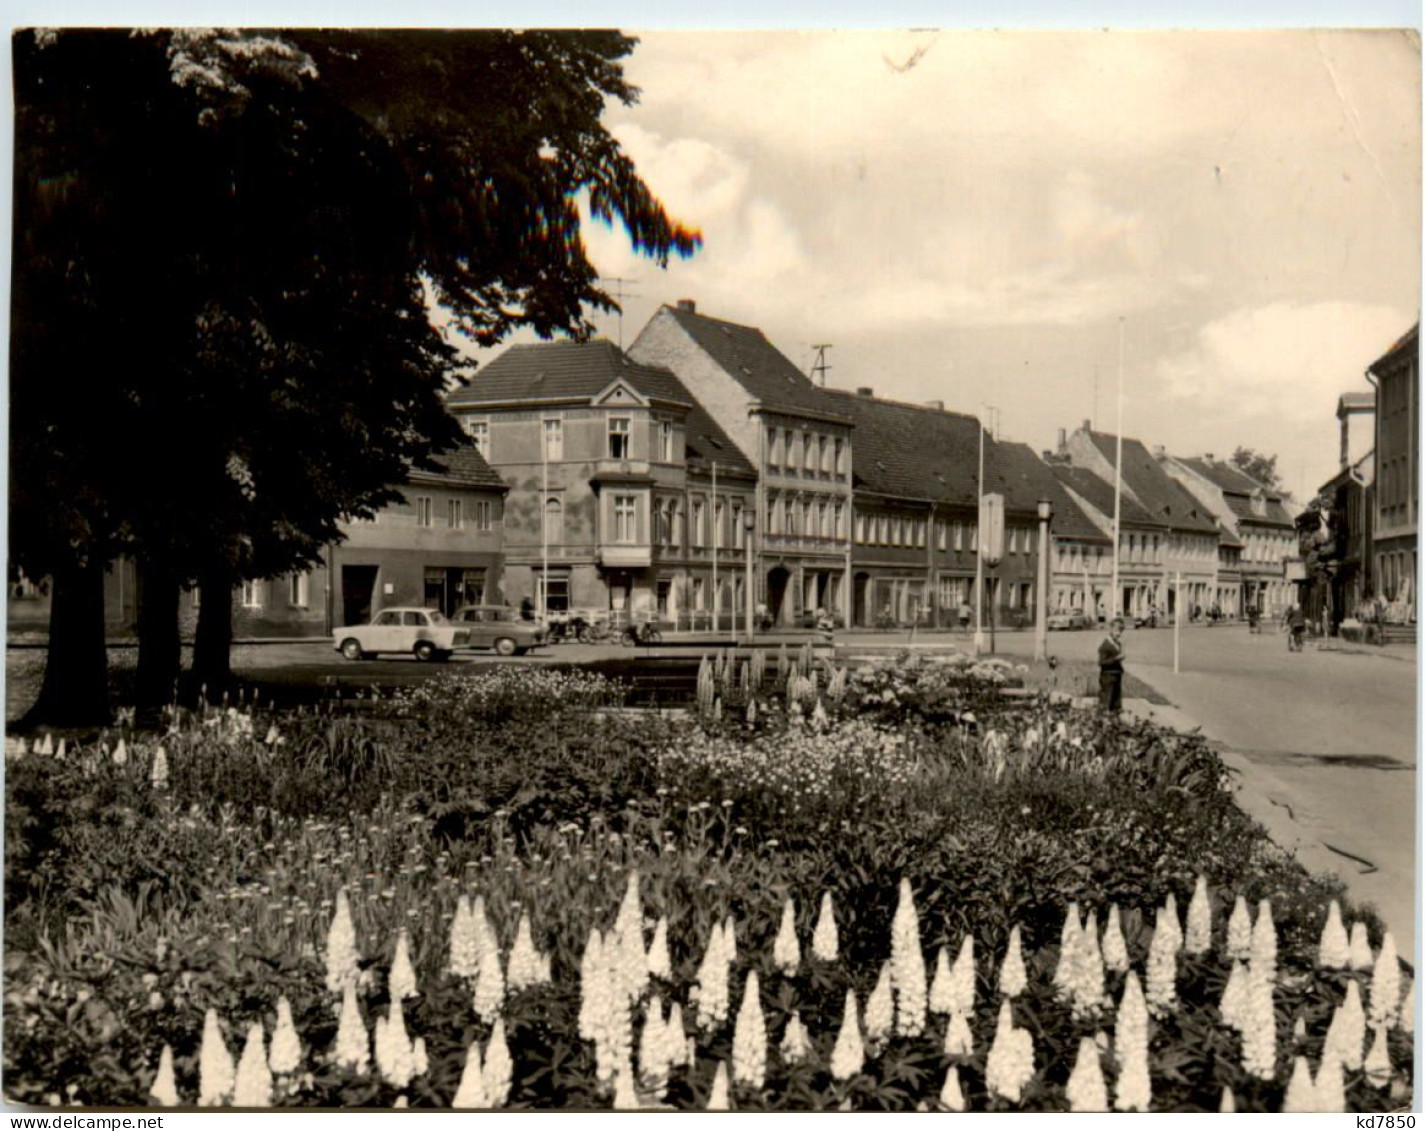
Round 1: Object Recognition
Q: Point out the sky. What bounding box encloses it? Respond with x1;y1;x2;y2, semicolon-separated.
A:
465;27;1420;505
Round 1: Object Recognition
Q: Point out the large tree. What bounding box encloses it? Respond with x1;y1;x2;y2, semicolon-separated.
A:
11;29;700;725
1228;446;1289;499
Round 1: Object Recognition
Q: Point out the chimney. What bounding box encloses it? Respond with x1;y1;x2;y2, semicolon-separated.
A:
923;399;944;411
856;386;874;398
1081;419;1092;433
1152;444;1166;460
1203;452;1214;464
676;298;696;313
1057;427;1067;451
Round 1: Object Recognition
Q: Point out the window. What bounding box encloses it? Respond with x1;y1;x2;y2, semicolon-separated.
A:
820;435;831;474
416;496;433;527
693;577;706;610
785;429;797;469
692;499;705;547
970;523;978;552
475;500;493;532
802;501;813;538
768;427;781;466
834;438;846;476
835;503;845;540
714;500;725;547
464;419;490;458
288;573;309;608
608;418;630;459
804;433;815;471
786;500;798;537
448;499;463;530
938;522;947;551
892;518;902;547
543;419;563;461
856;512;867;544
537;574;570;613
544;497;563;544
374;610;401;626
241;580;264;608
614;494;637;543
656;501;671;546
954;522;963;552
818;501;830;538
660;421;674;462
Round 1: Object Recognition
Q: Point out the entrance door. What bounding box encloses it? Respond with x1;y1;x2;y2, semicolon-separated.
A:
341;565;378;627
853;572;870;627
767;567;791;625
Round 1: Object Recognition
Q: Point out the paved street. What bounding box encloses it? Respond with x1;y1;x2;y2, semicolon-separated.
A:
995;624;1419;958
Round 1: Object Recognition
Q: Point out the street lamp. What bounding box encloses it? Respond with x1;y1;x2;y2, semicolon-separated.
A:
1035;497;1053;662
743;508;757;646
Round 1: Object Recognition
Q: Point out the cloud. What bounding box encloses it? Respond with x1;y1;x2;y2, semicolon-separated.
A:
1156;301;1414;423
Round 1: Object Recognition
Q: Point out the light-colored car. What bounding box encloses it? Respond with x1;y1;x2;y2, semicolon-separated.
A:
1047;610;1096;631
334;607;471;662
451;605;546;656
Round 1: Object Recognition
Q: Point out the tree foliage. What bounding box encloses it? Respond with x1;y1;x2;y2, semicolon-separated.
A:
1228;447;1284;495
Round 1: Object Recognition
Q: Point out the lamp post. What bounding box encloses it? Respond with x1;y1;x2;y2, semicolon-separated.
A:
743;509;757;646
1035;497;1053;662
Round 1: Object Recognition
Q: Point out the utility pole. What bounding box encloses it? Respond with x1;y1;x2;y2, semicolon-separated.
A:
711;461;718;636
1112;318;1125;618
810;344;833;386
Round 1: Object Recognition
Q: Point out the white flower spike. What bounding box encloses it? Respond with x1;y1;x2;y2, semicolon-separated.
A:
1225;895;1253;961
772;898;800;976
1368;930;1402;1029
324;890;360;995
389;930;418;1001
1281;1056;1316;1113
232;1021;273;1108
1065;1035;1108;1113
451;1042;489;1109
1348;921;1374;971
706;1061;731;1111
199;1008;236;1106
811;892;839;962
149;1045;180;1107
1184;876;1211;955
999;925;1028;999
1101;905;1129;974
1318;900;1350;969
829;989;865;1081
731;970;767;1089
939;1065;966;1112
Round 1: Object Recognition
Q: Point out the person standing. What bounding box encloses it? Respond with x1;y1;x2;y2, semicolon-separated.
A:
1098;615;1126;712
958;599;972;634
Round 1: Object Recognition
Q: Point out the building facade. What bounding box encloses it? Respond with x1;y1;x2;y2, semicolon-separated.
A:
1368;323;1418;622
446;339;756;627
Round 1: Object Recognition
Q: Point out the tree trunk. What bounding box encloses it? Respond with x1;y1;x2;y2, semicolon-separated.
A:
21;557;111;729
134;557;181;721
191;559;234;702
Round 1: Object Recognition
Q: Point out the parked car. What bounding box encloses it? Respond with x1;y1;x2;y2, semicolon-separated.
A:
1047;609;1096;631
334;606;471;662
451;605;547;656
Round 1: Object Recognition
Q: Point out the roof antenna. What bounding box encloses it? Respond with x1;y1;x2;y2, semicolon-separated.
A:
810;343;833;386
600;276;639;351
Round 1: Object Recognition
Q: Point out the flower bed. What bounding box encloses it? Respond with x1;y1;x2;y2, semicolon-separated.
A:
2;668;1413;1111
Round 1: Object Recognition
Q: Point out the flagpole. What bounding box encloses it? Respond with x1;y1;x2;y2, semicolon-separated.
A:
1112;317;1124;618
1174;570;1181;673
541;418;549;621
974;405;987;656
712;460;718;636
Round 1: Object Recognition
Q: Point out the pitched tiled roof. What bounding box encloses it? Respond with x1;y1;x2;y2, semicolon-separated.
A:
820;390;981;506
1086;432;1220;534
409;442;507;491
1217;521;1244;549
447;339;693;408
989;442;1108;542
684;402;756;478
1049;463;1161;528
653;305;850;420
1178;457;1273;497
1223;494;1296;528
1369;322;1419;372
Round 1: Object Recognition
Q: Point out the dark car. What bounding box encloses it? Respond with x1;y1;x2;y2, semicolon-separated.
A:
451;605;547;656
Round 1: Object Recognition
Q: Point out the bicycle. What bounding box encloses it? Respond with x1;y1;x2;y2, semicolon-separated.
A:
621;620;663;646
577;617;613;644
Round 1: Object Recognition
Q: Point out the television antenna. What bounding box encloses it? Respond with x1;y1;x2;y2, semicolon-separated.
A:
599;276;640;350
810;343;833;386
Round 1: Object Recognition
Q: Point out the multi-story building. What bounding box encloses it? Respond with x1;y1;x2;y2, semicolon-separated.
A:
1045;459;1161;618
629;302;853;627
1159;453;1299;618
1367;323;1418;621
445;338;755;626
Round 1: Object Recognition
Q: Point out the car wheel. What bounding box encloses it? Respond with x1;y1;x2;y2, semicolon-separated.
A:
494;637;517;657
340;638;367;661
414;640;437;662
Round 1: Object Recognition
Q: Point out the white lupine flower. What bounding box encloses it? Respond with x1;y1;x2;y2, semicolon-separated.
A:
536;950;553;986
706;1061;731;1111
864;962;894;1045
473;943;506;1023
1399;978;1414;1036
692;926;731;1030
1318;901;1350;969
393;1096;408;1109
412;1037;428;1077
1225;895;1253;960
1314;1049;1347;1113
333;983;370;1074
1251;900;1277;976
36;733;52;756
595;945;635;1089
482;1017;512;1107
113;738;128;766
829;989;865;1080
811;892;839;962
1219;959;1248;1030
375;998;415;1089
1184;876;1211;955
949;935;976;1018
149;1045;180;1107
998;926;1027;999
1240;961;1277;1080
324;890;360;995
471;895;498;971
150;746;170;790
579;928;607;1042
612;1063;640;1111
929;946;954;1013
1101;905;1129;974
647;917;672;981
1219;1087;1235;1113
1053;903;1081;996
780;1011;811;1065
939;1066;966;1112
449;895;480;979
638;995;667;1095
721;915;737;964
55;737;67;758
1368;930;1402;1028
1363;1024;1391;1087
233;1022;272;1108
1072;910;1106;1019
1065;1035;1108;1113
1348;921;1374;971
269;997;301;1075
664;1002;689;1069
942;1010;974;1057
451;1043;489;1109
1112;973;1151;1113
506;912;541;994
613;874;649;1001
1281;1055;1316;1113
731;971;767;1089
389;930;418;1001
1324;980;1367;1071
1161;892;1183;953
1144;911;1178;1017
772;898;800;976
1292;1015;1307;1042
890;878;927;1037
199;1008;236;1106
984;1001;1034;1105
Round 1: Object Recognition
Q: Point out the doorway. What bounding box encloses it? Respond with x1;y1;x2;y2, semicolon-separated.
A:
341;565;378;627
767;566;791;625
